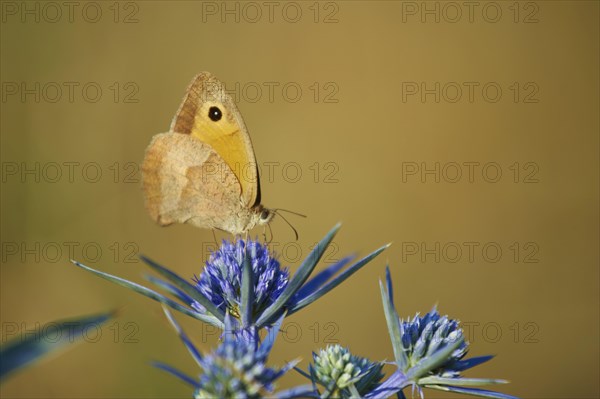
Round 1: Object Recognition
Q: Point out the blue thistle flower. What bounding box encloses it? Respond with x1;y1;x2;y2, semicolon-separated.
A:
154;309;315;399
305;344;384;398
365;267;519;399
71;224;389;332
396;307;467;377
192;239;289;319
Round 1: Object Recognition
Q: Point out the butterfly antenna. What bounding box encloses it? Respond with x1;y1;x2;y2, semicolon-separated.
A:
273;210;300;241
267;222;274;245
272;208;307;218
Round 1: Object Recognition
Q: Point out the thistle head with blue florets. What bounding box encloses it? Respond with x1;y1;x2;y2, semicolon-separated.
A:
308;344;384;398
154;309;314;399
192;239;289;320
362;267;516;399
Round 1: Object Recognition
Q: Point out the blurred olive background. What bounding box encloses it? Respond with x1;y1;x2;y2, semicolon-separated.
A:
1;1;598;398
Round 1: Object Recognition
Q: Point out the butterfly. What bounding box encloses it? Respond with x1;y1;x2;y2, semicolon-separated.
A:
142;72;274;236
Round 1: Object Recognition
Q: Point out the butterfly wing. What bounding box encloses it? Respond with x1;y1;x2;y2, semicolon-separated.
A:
142;132;253;233
169;72;261;208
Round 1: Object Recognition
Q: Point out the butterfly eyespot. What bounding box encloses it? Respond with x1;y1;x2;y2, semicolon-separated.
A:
260;209;270;220
208;106;222;122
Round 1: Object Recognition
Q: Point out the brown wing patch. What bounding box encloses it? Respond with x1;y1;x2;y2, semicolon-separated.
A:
141;132;243;229
169;72;220;134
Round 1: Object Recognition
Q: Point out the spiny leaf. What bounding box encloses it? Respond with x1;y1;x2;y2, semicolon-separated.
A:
1;311;113;381
71;260;222;328
290;244;389;314
424;384;519;399
140;256;225;322
379;271;407;370
256;223;341;326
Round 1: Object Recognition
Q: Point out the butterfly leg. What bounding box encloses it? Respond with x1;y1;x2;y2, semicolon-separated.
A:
261;225;267;243
211;229;218;248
